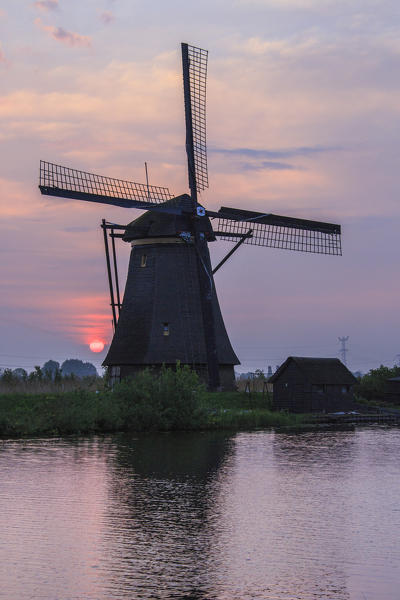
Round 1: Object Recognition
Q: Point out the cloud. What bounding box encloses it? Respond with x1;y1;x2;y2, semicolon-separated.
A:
0;43;5;63
210;145;340;172
240;160;296;171
62;226;93;233
33;0;59;11
234;0;347;10
0;177;43;218
235;0;321;5
3;289;112;346
0;45;398;224
99;11;115;25
211;145;340;159
34;18;91;48
241;36;319;58
48;295;112;344
0;90;103;122
0;58;182;132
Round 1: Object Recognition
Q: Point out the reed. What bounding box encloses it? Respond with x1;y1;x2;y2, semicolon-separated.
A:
0;371;103;395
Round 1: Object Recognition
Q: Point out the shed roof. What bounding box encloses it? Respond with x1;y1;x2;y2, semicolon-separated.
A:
269;356;357;385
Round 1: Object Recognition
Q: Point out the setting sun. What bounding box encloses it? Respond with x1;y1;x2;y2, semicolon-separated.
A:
89;340;105;353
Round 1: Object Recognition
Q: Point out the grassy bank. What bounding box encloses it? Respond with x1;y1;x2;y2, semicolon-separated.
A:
200;391;303;429
0;367;303;437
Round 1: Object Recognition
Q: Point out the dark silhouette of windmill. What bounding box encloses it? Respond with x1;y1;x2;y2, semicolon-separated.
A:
39;43;342;390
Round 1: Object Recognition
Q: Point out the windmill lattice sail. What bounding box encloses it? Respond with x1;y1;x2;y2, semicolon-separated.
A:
182;44;209;193
39;160;173;207
215;217;342;255
211;207;342;255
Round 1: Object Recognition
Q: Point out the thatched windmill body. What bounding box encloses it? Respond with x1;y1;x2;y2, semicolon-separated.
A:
39;44;342;390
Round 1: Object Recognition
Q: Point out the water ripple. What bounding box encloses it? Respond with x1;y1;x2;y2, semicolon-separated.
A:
0;429;399;599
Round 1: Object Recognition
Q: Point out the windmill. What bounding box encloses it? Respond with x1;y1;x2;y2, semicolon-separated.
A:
38;43;342;390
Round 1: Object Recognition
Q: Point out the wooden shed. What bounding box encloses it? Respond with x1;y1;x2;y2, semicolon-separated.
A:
269;357;358;413
385;377;400;404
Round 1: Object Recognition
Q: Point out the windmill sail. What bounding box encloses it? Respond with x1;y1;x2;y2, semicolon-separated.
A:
212;206;341;255
39;160;177;211
181;43;209;199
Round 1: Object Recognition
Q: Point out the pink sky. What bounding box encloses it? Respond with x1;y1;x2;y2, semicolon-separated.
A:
1;0;399;373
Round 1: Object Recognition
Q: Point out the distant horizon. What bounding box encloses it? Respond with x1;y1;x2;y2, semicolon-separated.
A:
3;350;398;379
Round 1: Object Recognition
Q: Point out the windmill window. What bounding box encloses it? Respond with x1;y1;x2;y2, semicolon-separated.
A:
163;323;170;336
140;255;147;267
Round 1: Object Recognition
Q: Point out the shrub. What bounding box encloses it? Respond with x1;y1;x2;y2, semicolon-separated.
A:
110;364;207;430
354;365;400;402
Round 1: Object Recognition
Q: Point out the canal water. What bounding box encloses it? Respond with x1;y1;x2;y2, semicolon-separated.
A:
0;427;399;600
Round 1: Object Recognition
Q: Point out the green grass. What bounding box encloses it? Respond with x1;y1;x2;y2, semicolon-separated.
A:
353;394;400;412
0;391;122;437
197;390;303;429
201;391;272;410
201;407;304;429
0;368;303;438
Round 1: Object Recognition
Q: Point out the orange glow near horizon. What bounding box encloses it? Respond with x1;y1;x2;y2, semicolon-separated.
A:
89;340;105;353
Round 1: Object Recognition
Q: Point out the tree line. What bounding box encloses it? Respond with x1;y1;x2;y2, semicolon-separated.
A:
354;364;400;404
0;359;100;393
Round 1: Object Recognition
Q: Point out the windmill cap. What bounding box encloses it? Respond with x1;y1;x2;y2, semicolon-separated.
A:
122;194;216;242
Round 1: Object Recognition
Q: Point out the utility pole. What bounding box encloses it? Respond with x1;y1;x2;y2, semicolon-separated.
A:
338;336;349;366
